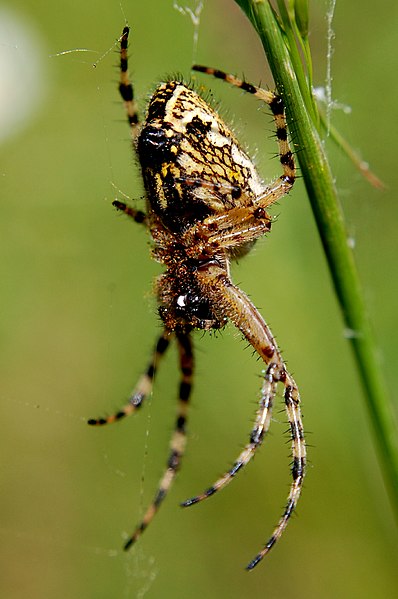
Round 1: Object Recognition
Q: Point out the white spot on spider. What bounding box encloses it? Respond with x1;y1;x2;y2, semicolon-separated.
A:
207;127;229;148
231;143;253;169
177;152;195;172
177;295;187;307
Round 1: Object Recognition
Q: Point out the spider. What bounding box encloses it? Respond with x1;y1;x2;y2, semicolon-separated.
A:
89;26;306;570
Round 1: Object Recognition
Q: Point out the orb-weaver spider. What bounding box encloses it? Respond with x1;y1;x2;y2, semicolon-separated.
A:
89;26;306;570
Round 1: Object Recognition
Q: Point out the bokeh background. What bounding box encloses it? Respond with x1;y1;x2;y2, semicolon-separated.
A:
1;1;397;598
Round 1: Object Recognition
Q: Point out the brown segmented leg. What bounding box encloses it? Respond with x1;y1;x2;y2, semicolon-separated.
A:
88;330;171;426
183;263;306;569
182;203;272;259
181;363;276;506
112;200;148;226
124;331;194;550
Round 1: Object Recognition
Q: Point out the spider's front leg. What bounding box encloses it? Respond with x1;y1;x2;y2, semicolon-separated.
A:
119;26;140;138
88;330;171;426
192;66;296;200
109;27;148;227
182;262;306;569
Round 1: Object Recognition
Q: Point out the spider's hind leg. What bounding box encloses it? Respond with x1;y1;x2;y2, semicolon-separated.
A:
183;262;306;569
124;330;194;550
88;330;171;426
182;361;276;507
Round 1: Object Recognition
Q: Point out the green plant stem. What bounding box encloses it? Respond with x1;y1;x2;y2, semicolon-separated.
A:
235;0;398;512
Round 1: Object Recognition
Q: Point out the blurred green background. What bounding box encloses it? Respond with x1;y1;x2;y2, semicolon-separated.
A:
1;1;397;597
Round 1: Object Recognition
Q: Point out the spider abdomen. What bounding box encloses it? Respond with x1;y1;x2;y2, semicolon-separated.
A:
138;81;267;234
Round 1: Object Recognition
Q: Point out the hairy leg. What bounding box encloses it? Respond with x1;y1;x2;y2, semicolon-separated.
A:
88;331;171;426
184;262;306;569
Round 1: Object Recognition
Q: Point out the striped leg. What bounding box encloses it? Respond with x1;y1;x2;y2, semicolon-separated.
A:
192;66;296;199
187;263;306;569
182;363;276;506
124;331;194;550
221;279;305;570
119;26;139;138
88;330;171;426
246;380;305;570
114;28;148;227
112;200;147;227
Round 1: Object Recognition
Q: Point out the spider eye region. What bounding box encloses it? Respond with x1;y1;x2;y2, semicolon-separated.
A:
158;284;223;332
175;290;214;323
176;294;189;307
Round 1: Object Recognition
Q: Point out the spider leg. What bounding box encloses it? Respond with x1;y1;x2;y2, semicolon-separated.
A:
182;362;276;505
180;269;277;504
88;330;171;426
183;263;306;568
124;330;194;550
119;26;140;138
246;375;304;570
112;200;147;226
183;204;272;259
192;66;296;199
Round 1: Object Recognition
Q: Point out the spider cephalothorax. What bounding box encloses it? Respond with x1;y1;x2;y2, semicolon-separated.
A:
89;26;305;570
